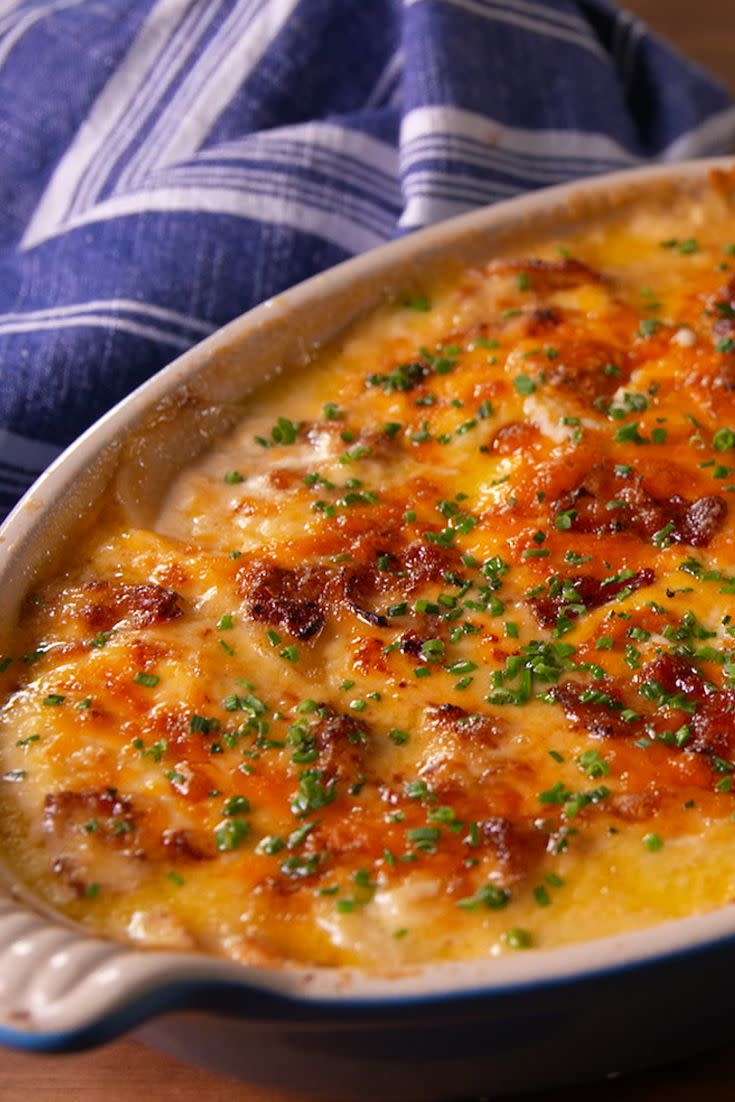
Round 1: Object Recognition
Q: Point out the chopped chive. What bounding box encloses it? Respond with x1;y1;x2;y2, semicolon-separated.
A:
638;319;661;338
223;794;251;816
504;927;533;950
215;818;250;851
514;374;536;395
404;294;431;311
614;422;646;445
389;728;409;745
714;428;735;451
133;672;159;688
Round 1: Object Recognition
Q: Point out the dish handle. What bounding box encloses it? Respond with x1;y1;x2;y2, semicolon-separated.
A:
0;896;306;1052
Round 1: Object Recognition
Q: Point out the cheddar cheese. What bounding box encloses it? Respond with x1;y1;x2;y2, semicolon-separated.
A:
4;179;735;968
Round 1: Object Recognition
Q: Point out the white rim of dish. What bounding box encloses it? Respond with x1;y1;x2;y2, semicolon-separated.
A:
1;156;735;1035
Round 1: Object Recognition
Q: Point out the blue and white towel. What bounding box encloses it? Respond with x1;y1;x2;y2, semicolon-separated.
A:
1;0;734;518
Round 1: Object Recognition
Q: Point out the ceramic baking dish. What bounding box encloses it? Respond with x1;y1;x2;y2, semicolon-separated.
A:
2;158;735;1100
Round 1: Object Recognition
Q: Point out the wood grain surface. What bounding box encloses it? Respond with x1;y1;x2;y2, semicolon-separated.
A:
4;1;735;1098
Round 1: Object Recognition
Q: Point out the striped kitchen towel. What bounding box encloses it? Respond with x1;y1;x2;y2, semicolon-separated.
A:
1;0;734;516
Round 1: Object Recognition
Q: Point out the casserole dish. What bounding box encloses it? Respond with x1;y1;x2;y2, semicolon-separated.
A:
3;158;735;1099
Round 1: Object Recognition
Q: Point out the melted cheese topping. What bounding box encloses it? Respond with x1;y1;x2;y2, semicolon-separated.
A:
5;181;735;970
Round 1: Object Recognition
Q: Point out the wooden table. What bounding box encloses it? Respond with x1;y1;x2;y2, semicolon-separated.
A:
5;1;735;1099
631;0;735;92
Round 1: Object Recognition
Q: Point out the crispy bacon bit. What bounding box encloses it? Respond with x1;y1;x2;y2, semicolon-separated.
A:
607;790;661;822
43;788;141;851
690;690;735;758
426;703;467;727
399;630;424;658
524;306;563;336
344;541;456;628
344;571;389;628
544;339;629;406
160;829;213;862
553;462;631;535
45;791;213;870
553;461;726;547
677;495;728;547
239;561;331;640
529;570;655;628
552;680;638;739
57;581;182;632
426;703;502;748
481;816;544;883
639;654;707;703
490;257;605;293
312;710;369;779
401;541;455;591
491;421;541;455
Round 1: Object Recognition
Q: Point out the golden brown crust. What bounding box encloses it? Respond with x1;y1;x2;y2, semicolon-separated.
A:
7;176;735;967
